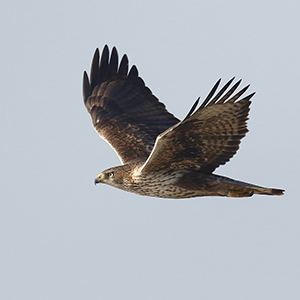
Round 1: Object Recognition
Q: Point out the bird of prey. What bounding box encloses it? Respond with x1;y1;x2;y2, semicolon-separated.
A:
83;45;284;198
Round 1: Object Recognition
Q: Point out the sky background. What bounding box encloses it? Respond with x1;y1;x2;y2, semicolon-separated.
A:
1;0;299;299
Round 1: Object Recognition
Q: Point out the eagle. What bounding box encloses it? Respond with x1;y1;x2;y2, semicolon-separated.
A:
83;45;284;198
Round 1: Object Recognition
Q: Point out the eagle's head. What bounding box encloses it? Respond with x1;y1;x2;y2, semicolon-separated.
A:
94;170;116;184
94;164;135;191
95;167;119;184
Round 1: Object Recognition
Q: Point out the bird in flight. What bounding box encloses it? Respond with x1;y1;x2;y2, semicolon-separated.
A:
83;45;284;198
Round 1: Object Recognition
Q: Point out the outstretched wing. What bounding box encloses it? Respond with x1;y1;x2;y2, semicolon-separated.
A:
141;78;255;174
83;45;180;164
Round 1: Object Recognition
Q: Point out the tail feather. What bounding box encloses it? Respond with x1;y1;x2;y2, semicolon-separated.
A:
251;187;284;196
213;174;285;197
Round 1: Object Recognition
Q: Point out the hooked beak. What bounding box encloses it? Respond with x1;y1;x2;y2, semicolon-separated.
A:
94;175;103;185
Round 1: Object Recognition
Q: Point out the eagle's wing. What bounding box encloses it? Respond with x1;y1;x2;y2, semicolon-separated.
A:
141;78;255;174
83;45;180;164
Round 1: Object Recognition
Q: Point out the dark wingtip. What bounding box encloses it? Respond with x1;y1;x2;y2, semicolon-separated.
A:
199;78;221;109
226;84;251;103
184;97;200;120
100;45;109;67
128;65;138;78
83;71;91;103
92;48;100;67
122;54;129;64
118;54;129;78
108;46;118;78
208;77;237;106
241;91;256;102
103;44;109;53
90;48;100;90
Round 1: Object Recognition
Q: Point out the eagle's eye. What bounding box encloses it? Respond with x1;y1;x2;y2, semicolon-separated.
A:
107;171;115;178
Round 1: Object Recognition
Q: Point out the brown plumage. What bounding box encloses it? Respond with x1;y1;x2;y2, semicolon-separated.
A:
83;45;284;198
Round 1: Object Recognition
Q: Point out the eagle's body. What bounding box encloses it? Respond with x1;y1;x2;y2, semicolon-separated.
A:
83;45;284;198
98;162;282;198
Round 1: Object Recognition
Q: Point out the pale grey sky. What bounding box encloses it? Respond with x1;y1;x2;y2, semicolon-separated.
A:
1;0;299;299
